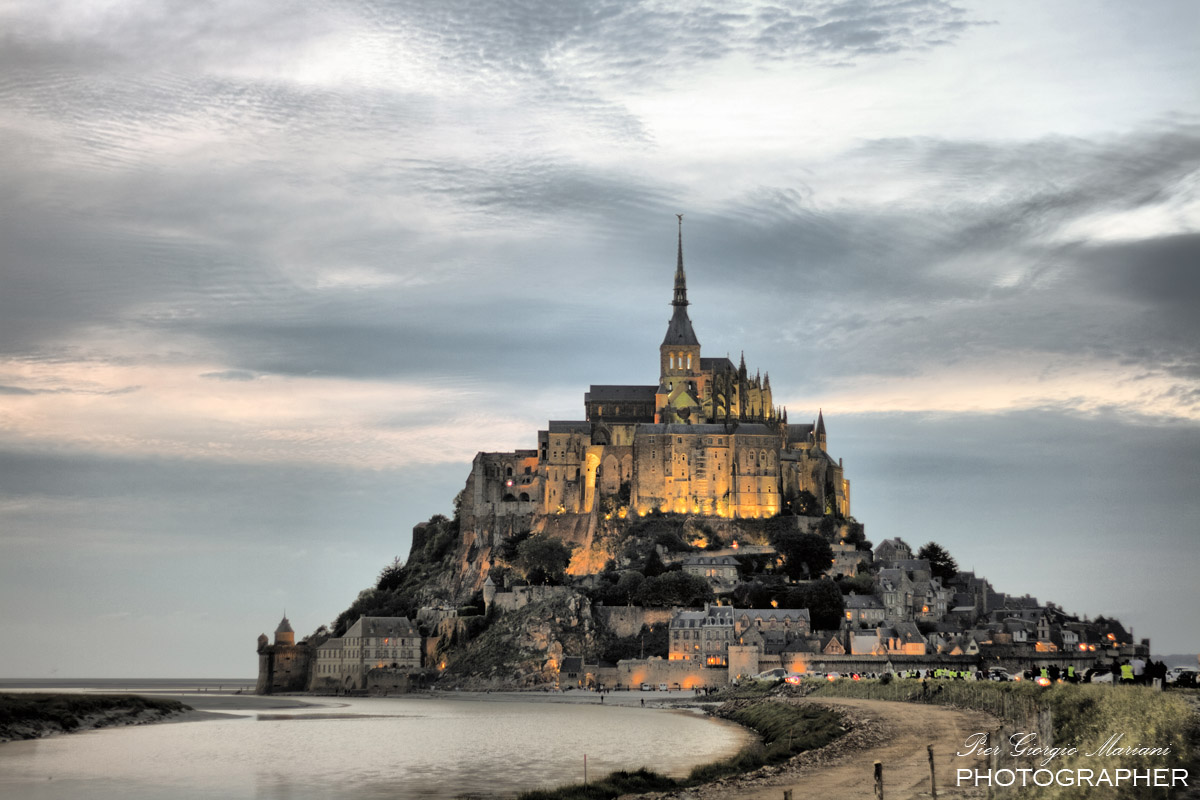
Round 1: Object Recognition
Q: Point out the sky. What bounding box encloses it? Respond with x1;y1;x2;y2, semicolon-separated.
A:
0;0;1197;678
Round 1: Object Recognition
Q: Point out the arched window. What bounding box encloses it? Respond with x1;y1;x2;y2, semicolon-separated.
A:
687;353;692;369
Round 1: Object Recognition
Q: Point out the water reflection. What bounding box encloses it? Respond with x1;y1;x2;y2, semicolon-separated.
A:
0;696;751;799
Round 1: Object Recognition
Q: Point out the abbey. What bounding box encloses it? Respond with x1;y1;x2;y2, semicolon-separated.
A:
466;220;850;525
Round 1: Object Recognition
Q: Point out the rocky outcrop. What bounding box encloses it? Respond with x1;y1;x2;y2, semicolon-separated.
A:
438;589;598;688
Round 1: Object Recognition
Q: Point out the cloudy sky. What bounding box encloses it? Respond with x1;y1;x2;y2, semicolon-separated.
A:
1;0;1197;678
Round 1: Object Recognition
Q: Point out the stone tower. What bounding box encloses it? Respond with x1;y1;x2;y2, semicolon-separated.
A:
660;214;700;383
274;615;295;646
657;215;705;423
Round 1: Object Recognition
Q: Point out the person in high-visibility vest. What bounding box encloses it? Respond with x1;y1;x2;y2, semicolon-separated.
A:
1120;663;1135;684
1067;665;1076;682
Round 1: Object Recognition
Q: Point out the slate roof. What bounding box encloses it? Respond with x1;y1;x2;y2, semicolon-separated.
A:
559;656;583;674
547;420;591;433
672;606;735;627
662;305;700;347
344;616;420;639
638;422;776;436
700;357;736;373
275;616;293;634
682;555;740;567
736;608;811;624
585;385;657;402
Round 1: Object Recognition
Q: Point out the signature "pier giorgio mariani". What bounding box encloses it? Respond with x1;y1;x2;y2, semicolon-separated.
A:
955;732;1187;790
958;731;1171;766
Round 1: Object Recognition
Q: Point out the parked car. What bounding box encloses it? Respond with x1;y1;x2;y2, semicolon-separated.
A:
658;683;669;692
640;683;652;691
1089;671;1114;683
1168;668;1198;686
988;668;1013;682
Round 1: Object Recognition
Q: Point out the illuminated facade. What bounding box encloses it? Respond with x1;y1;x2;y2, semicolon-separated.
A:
464;220;851;526
311;616;423;692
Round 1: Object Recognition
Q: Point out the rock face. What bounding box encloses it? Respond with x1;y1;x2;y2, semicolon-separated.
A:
438;589;597;688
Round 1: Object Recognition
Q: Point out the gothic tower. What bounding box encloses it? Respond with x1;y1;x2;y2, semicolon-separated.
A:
657;215;704;423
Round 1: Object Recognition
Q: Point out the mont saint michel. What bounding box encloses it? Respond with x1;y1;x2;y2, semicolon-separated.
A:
257;223;1150;696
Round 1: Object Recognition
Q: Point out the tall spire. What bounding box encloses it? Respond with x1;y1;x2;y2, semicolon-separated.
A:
673;213;688;307
661;214;699;347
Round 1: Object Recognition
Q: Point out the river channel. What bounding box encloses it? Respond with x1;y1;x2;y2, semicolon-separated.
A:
0;690;753;799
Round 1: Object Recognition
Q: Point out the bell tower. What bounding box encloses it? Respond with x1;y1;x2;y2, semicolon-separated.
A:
660;214;701;385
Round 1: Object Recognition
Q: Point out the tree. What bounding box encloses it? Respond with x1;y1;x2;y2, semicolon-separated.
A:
633;572;712;608
643;548;667;578
515;535;576;585
376;556;406;592
917;542;959;582
786;580;845;630
770;530;834;580
788;490;820;517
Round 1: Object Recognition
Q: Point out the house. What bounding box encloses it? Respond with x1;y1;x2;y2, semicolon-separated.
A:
843;592;886;626
558;656;583;688
311;616;423;692
829;542;871;578
733;608;812;655
681;555;740;592
669;605;736;666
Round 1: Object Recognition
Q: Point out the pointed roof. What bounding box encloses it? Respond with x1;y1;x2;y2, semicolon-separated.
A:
816;409;826;436
275;616;293;635
662;216;700;347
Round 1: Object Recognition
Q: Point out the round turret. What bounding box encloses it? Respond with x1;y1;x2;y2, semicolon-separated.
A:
274;615;295;646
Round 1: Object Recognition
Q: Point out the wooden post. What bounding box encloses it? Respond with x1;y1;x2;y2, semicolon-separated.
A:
584;753;587;786
928;744;937;799
874;761;884;800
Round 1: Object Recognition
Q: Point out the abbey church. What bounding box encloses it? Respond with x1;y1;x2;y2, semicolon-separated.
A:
464;220;850;526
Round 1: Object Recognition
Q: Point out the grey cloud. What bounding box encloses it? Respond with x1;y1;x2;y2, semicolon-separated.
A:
0;448;467;545
1083;233;1200;310
353;0;981;92
200;370;258;381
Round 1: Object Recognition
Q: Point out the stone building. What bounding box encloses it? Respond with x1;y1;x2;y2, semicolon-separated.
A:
681;554;740;593
310;616;423;692
461;220;852;531
255;615;313;694
669;605;736;666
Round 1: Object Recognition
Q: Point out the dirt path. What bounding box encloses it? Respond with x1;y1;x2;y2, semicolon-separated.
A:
644;697;998;800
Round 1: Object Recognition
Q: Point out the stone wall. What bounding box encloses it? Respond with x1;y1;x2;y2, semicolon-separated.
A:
255;643;313;694
595;606;674;638
616;657;727;690
491;585;576;612
366;668;417;695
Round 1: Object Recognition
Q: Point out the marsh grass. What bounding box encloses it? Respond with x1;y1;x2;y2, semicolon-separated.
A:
0;693;189;736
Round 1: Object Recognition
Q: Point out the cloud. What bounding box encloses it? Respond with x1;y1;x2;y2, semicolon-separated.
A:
199;370;258;382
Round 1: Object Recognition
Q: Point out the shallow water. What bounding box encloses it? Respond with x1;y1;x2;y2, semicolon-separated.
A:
0;694;751;799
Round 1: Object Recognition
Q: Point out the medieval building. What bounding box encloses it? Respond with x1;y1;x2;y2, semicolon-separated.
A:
465;219;850;525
